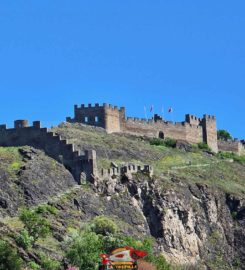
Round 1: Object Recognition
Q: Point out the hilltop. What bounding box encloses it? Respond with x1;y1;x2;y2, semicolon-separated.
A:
0;123;244;270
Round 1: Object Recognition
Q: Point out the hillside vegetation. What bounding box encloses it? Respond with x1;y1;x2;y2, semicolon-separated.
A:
53;123;245;196
0;123;244;270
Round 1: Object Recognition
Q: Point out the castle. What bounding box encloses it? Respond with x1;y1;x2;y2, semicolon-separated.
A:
0;103;243;184
66;103;220;152
66;103;244;155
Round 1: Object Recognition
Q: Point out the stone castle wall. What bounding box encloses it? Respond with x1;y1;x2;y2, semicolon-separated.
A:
121;118;204;144
218;140;245;156
67;103;125;133
0;120;97;183
68;103;218;152
100;164;153;179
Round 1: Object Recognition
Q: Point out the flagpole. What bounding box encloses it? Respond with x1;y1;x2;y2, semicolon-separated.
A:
150;105;154;119
144;106;148;119
161;106;164;120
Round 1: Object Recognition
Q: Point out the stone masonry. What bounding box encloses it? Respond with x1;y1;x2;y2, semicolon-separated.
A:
0;120;97;183
67;103;219;153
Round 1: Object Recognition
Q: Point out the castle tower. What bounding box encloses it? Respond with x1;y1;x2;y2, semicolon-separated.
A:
14;120;29;128
66;103;126;133
185;114;201;126
202;115;218;153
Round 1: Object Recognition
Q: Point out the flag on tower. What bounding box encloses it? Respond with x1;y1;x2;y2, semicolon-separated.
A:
168;107;173;113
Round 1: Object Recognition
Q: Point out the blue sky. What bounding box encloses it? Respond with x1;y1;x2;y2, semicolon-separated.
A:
0;1;244;138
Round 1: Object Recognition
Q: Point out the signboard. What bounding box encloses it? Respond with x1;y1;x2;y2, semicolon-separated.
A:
99;246;147;270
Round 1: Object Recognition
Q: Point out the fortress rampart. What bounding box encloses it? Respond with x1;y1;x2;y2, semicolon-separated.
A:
0;103;242;184
67;103;218;153
218;140;245;156
100;164;153;179
0;120;97;183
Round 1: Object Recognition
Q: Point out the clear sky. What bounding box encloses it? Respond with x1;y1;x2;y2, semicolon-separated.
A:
0;1;244;138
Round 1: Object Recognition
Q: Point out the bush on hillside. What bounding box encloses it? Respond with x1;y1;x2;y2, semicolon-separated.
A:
65;232;102;270
101;234;125;254
90;216;118;236
27;261;41;270
164;138;177;148
0;240;23;270
150;138;177;148
40;254;61;270
19;208;50;242
16;229;34;250
65;218;173;270
36;204;58;215
150;138;165;146
197;142;211;151
218;151;245;164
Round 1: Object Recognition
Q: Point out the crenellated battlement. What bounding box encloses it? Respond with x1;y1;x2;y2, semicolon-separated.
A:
203;114;216;120
0;120;97;183
100;163;153;179
74;103;125;112
66;102;219;152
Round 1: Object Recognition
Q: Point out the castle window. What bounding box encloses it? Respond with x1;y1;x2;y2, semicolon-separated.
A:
95;116;99;123
85;116;88;123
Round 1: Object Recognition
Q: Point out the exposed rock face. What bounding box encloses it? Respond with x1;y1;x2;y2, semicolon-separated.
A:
0;147;76;217
89;174;245;269
0;146;244;269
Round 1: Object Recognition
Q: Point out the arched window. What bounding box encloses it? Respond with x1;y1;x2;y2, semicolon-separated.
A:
84;116;89;123
159;131;164;139
95;116;99;123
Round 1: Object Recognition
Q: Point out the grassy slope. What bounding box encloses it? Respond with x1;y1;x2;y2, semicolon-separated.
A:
52;123;245;196
0;147;23;178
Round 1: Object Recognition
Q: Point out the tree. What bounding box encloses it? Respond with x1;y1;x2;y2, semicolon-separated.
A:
65;232;102;270
90;216;118;236
19;208;50;242
0;240;23;270
217;130;232;141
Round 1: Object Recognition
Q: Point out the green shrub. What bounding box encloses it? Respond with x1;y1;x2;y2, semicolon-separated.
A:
190;144;199;152
19;208;50;242
101;234;125;253
40;255;61;270
16;229;34;250
150;138;165;146
149;138;176;148
233;155;245;164
164;138;177;148
217;130;232;141
36;204;58;215
218;152;245;164
217;151;234;159
65;231;102;270
151;255;172;270
27;261;41;270
65;230;173;270
0;240;23;270
197;142;211;151
90;216;118;236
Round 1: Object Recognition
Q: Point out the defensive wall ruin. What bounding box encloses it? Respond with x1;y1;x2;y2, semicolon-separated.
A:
100;164;153;180
0;120;97;183
218;140;245;156
0;120;154;183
